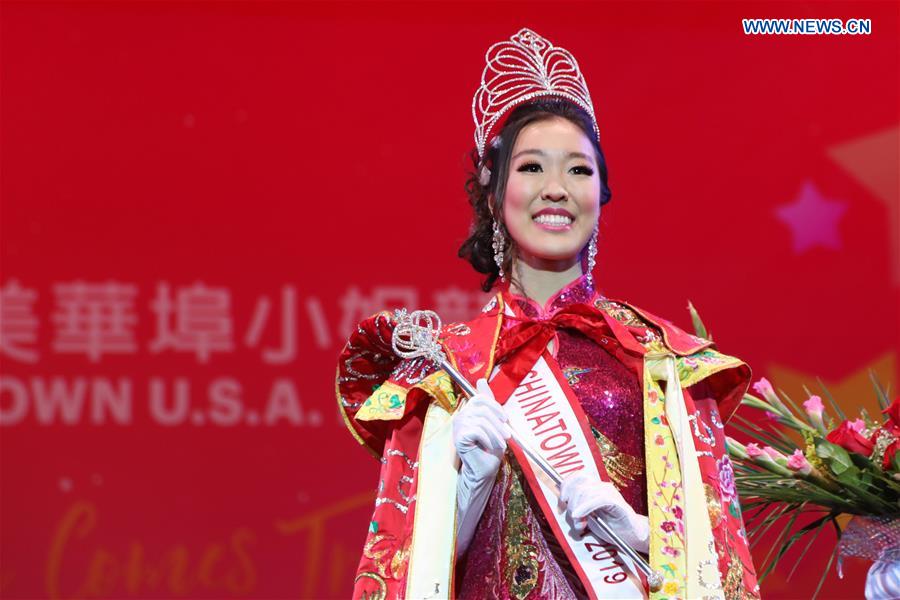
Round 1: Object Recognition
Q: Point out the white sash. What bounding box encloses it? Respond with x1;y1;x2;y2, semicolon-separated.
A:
501;356;648;600
407;402;458;599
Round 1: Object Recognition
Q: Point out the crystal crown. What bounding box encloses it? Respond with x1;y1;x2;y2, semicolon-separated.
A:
472;28;600;161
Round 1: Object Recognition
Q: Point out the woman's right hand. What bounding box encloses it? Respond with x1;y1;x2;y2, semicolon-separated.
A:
452;378;511;482
453;378;511;557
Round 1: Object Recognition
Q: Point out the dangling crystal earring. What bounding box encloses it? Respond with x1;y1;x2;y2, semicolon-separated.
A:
586;224;598;287
492;219;506;281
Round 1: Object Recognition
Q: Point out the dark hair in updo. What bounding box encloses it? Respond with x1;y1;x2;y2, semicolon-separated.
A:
458;98;612;292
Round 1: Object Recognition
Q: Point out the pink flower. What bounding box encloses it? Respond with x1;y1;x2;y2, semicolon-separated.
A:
753;377;774;397
662;545;681;558
660;520;676;533
848;418;866;434
717;457;737;503
746;443;765;458
787;449;812;475
803;395;824;416
672;506;683;520
803;395;828;434
752;377;789;414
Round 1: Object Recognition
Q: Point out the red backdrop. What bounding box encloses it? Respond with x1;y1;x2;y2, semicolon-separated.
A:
1;2;897;598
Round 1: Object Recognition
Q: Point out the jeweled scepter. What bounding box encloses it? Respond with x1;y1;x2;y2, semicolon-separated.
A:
391;308;663;592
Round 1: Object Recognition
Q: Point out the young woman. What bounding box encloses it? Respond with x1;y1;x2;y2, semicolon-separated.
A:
337;28;760;599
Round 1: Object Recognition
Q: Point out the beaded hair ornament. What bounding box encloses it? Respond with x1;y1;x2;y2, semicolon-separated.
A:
472;27;600;185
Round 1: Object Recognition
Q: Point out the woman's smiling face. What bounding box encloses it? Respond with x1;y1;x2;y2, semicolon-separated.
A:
501;116;602;271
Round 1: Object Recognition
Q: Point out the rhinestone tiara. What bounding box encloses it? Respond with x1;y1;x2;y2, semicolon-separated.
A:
472;28;600;162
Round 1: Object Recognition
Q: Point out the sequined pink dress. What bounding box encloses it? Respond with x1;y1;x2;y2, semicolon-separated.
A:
456;277;646;599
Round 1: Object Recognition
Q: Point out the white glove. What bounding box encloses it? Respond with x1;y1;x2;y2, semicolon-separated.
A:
453;378;511;557
558;471;650;554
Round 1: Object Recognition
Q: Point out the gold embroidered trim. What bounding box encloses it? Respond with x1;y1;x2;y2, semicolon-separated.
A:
362;533;411;581
722;543;753;600
705;483;724;529
354;572;387;600
504;460;541;600
594;298;644;327
590;426;644;489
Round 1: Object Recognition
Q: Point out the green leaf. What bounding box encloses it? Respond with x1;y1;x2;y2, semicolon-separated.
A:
786;514;832;581
815;378;847;422
760;504;804;581
778;388;808;424
870;371;891;411
730;417;794;454
815;438;853;475
741;503;770;530
811;519;842;600
768;421;805;445
749;503;794;545
686;300;711;340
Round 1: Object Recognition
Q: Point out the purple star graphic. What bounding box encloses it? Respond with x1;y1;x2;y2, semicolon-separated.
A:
775;181;848;254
